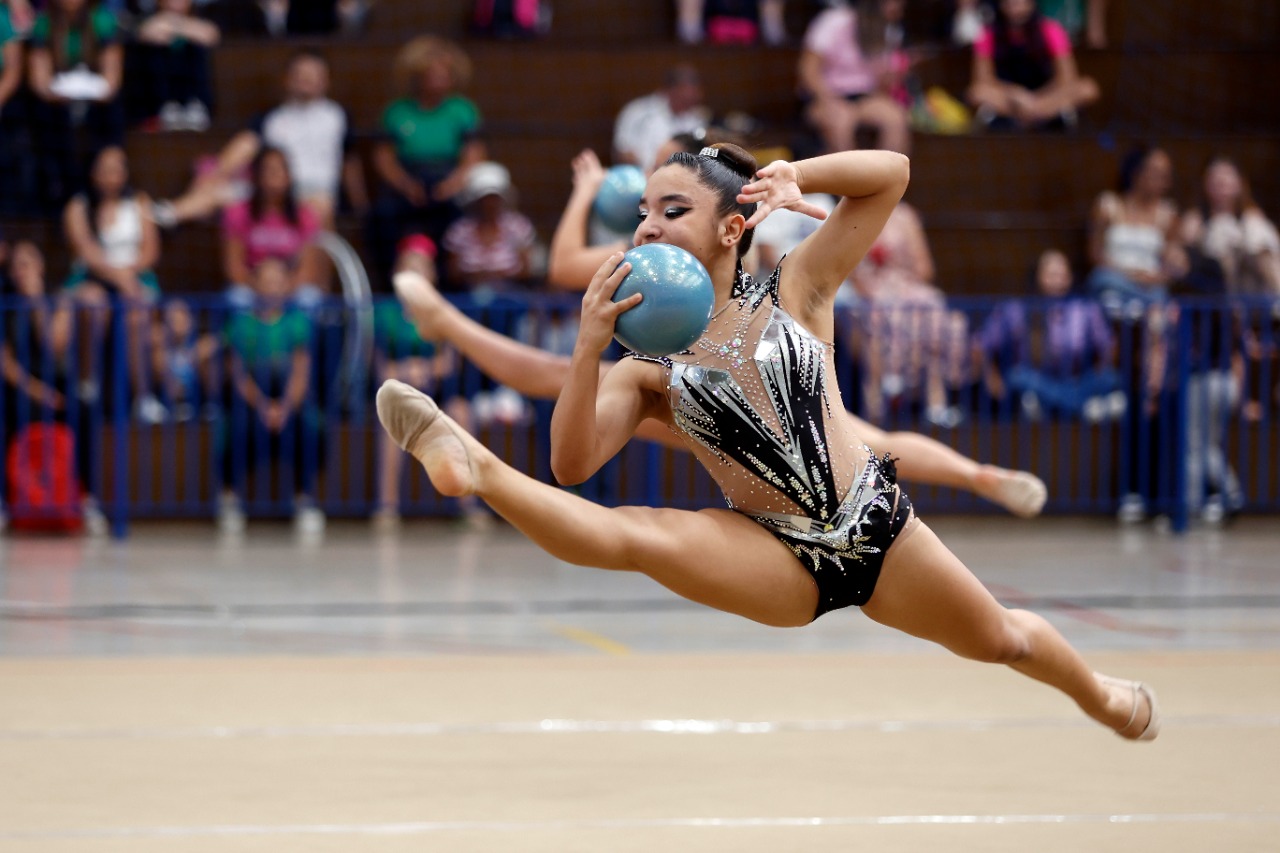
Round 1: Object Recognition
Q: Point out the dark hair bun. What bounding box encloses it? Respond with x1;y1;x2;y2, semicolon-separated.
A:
709;143;758;181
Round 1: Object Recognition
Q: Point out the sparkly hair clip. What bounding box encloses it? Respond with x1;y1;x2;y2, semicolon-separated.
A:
698;146;719;158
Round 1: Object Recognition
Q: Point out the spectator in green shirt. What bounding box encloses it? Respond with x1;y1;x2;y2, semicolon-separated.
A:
26;0;124;208
366;35;487;289
219;257;325;534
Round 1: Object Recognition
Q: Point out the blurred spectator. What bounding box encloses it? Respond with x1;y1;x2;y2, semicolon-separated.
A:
27;0;126;207
612;64;710;172
2;240;72;422
953;0;1107;47
798;0;912;155
0;0;37;214
675;0;786;45
5;0;33;34
366;36;485;287
965;0;1098;131
254;0;369;36
1;239;108;533
152;49;365;229
977;248;1124;421
372;241;488;530
1086;146;1187;315
472;0;547;38
849;202;967;427
1179;302;1246;524
442;162;537;293
1180;157;1280;297
1241;307;1280;425
222;146;326;308
62;145;168;423
149;298;219;421
1038;0;1107;47
441;161;539;422
950;0;987;45
131;0;219;131
218;257;324;534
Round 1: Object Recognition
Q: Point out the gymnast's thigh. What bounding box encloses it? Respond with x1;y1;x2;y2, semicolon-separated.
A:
613;505;820;628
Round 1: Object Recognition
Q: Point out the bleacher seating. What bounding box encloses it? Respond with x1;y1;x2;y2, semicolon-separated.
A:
3;0;1275;296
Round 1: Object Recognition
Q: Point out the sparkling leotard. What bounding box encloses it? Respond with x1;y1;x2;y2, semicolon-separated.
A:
630;265;916;618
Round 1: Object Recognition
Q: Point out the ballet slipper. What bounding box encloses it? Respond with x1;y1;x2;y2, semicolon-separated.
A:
376;379;478;497
392;269;448;341
1096;673;1161;741
976;466;1047;518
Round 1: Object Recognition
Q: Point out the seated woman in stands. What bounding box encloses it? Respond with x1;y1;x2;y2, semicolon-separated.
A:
222;146;326;308
978;249;1124;422
131;0;220;131
1179;157;1280;297
849;201;968;429
62;145;168;423
1085;145;1187;316
365;36;485;287
965;0;1098;130
26;0;125;206
798;0;912;155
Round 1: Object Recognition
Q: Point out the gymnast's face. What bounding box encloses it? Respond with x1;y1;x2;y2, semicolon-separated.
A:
634;164;736;269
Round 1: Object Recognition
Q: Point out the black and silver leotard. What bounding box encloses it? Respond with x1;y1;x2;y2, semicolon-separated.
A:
629;265;917;618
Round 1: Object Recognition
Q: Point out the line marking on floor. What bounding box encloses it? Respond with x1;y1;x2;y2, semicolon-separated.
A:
2;713;1276;741
548;623;631;655
5;812;1280;839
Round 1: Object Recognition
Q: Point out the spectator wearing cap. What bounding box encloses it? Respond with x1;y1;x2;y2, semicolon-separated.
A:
440;161;542;423
441;161;537;294
612;64;711;172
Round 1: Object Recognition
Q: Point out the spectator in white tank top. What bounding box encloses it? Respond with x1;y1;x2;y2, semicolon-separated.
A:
62;146;170;423
1086;146;1187;317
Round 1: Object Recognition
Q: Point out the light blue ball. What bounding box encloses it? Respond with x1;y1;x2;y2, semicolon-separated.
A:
593;165;647;235
613;244;715;357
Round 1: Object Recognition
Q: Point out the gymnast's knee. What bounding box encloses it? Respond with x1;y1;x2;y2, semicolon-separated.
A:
968;616;1033;665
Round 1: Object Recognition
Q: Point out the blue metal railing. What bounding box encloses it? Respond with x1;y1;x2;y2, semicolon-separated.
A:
0;293;1276;535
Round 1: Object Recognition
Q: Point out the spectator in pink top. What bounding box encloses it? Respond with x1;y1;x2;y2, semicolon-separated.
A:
798;0;912;155
966;0;1098;130
222;146;325;307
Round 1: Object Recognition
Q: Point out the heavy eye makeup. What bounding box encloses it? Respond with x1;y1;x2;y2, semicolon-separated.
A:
636;207;690;222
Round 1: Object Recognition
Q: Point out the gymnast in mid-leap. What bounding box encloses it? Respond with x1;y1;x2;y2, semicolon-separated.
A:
377;144;1158;740
389;247;1047;516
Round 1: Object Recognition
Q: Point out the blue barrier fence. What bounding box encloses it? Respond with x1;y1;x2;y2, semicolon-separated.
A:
0;292;1276;535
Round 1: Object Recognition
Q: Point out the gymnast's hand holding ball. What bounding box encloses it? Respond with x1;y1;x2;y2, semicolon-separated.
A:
580;244;715;358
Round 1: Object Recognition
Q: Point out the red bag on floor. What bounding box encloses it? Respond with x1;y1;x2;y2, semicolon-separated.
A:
7;423;83;532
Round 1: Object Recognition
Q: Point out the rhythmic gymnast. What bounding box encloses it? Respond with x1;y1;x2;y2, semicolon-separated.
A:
377;145;1158;740
391;171;1047;517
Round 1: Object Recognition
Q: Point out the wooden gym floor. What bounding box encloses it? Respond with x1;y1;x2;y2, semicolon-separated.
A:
1;516;1278;852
